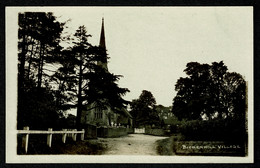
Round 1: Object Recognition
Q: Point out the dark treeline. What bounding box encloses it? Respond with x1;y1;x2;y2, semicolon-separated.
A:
17;12;129;130
171;61;247;142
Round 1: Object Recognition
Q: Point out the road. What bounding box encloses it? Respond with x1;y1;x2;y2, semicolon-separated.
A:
97;134;168;155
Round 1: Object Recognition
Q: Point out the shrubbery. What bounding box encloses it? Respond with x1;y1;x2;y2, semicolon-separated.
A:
170;119;247;143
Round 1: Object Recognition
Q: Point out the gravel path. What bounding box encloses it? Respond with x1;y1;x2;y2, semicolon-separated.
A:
98;134;168;155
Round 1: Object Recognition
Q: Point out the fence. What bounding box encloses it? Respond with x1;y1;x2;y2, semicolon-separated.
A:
17;126;85;153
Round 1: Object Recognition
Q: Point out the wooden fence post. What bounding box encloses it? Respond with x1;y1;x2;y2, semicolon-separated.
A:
81;129;85;140
62;129;67;143
68;129;72;138
47;128;53;147
72;129;77;141
22;126;29;153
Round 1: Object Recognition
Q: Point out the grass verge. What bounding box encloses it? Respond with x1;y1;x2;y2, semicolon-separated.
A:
156;134;181;155
17;134;107;155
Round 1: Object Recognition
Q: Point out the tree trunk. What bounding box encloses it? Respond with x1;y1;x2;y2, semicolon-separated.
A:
37;43;45;89
27;39;36;79
76;55;83;129
18;34;27;90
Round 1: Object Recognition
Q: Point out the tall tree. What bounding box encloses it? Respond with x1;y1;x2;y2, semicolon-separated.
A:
60;25;94;129
172;61;246;121
86;66;129;109
50;50;76;115
18;12;64;90
130;90;159;127
86;65;130;126
17;12;65;129
54;29;130;128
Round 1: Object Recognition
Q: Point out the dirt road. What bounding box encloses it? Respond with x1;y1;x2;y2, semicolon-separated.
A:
98;134;168;155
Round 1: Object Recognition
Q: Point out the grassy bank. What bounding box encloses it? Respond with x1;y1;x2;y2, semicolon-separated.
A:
156;134;180;155
18;134;107;155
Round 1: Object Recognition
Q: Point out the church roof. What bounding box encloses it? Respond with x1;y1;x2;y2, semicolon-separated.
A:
122;108;133;118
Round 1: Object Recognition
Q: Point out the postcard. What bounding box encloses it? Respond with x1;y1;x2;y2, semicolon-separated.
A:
5;6;254;163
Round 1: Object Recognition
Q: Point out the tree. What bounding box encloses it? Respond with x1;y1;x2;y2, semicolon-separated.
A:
53;25;95;129
85;65;130;126
17;14;130;129
18;80;59;129
86;66;129;110
17;12;65;129
172;61;246;121
18;12;64;90
50;51;76;115
223;72;246;121
53;26;130;128
130;90;159;127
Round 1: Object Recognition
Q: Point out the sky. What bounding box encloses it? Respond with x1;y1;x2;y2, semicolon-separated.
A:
14;7;254;108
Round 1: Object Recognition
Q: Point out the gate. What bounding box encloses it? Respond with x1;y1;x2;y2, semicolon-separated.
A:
134;128;145;134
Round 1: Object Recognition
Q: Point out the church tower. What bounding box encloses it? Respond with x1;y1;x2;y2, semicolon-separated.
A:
97;18;108;70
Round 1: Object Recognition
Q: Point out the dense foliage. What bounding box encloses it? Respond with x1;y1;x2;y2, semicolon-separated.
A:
171;61;247;142
172;61;246;121
18;12;65;129
130;90;160;127
17;12;129;129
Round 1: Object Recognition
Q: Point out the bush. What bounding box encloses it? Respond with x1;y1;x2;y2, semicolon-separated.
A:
171;119;247;143
169;119;186;134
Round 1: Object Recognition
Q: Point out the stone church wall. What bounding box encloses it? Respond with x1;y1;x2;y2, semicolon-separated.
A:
97;127;128;138
82;124;97;139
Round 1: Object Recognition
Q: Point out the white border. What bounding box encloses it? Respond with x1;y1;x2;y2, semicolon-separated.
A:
5;6;254;163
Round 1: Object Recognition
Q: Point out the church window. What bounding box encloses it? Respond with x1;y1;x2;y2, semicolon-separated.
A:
95;108;103;119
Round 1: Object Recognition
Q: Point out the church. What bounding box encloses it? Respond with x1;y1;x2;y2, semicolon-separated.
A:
80;18;133;128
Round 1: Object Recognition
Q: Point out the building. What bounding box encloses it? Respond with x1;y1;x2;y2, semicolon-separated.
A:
155;105;178;127
156;105;173;120
81;18;132;128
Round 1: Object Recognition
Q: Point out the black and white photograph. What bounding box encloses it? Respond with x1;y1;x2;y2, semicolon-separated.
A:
5;7;253;163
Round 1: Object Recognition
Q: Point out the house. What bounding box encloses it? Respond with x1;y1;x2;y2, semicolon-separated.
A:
156;105;173;120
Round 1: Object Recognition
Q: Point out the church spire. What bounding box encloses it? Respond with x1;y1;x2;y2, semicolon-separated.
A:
98;17;108;70
99;17;106;49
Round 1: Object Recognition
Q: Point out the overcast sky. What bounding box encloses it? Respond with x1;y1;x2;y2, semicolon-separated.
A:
16;7;254;108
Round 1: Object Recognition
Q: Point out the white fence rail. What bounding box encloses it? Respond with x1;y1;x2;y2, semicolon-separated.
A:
17;126;85;153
